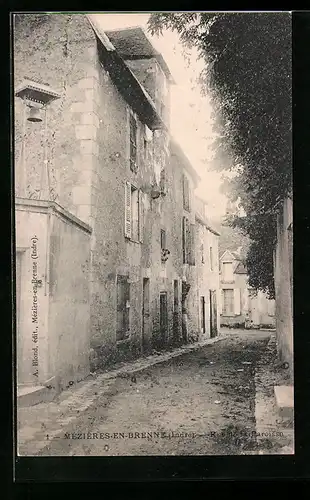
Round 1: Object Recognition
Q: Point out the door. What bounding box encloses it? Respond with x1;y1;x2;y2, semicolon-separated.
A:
116;276;130;341
200;296;206;334
173;280;179;343
181;281;190;342
160;291;168;346
209;290;218;338
142;278;150;351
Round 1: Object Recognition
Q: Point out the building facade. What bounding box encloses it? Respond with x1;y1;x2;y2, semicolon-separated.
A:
195;197;220;338
14;14;220;400
219;249;276;329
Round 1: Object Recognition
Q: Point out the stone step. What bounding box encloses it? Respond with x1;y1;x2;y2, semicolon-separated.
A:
17;385;56;407
274;385;294;419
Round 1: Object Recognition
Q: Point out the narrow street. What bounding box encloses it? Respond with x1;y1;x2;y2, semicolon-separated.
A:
18;329;293;457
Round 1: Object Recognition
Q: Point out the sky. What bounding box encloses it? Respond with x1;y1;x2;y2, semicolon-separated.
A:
91;13;228;219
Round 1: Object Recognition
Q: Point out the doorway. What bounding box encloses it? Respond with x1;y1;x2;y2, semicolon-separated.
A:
173;280;179;343
159;291;168;346
200;296;206;334
209;290;218;338
181;281;190;343
142;278;150;351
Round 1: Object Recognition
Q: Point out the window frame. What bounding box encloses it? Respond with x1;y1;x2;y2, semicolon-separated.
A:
222;261;234;282
222;288;234;316
124;182;143;243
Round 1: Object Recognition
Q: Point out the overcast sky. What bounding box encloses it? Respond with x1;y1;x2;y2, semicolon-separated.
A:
92;12;228;218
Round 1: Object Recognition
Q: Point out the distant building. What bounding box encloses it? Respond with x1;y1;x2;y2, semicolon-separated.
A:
219;249;275;329
195;197;221;338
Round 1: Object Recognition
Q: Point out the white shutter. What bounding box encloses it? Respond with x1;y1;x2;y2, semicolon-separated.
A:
234;288;241;315
219;289;223;315
139;190;143;243
125;182;132;239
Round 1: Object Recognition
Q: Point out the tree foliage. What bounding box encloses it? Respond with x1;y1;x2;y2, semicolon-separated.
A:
148;12;291;297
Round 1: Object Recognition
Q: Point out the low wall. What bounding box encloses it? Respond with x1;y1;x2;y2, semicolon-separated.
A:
15;199;91;391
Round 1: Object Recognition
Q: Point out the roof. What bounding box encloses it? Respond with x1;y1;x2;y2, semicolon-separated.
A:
170;139;201;187
219;249;235;261
195;213;220;236
105;26;175;83
87;16;166;131
234;261;247;274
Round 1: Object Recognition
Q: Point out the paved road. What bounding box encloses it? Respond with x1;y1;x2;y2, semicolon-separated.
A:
31;330;273;456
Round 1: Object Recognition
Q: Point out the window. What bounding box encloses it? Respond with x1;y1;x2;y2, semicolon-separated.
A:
182;174;190;211
210;247;213;271
189;223;196;265
173;280;179;312
182;217;195;265
125;182;143;242
222;262;233;282
129;111;138;172
201;244;204;264
116;275;130;341
223;289;234;316
160;167;166;194
161;229;166;250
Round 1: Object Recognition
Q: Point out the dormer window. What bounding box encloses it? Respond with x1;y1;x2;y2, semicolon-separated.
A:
222;262;233;282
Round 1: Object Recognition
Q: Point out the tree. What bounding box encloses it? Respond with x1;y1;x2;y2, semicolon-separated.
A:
148;13;291;298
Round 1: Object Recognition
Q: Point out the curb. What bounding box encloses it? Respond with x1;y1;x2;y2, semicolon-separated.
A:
94;334;227;382
254;334;294;455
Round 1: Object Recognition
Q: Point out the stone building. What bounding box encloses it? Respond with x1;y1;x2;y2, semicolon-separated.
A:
195;197;221;338
14;14;220;403
219;249;275;329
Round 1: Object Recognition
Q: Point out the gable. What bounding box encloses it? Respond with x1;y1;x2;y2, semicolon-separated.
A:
219;249;235;262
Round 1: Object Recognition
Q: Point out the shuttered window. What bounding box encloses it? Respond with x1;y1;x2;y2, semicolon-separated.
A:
182;216;189;263
125;182;132;239
182;218;195;265
182;174;190;211
223;289;234;316
201;243;204;264
210;247;213;271
125;182;143;242
116;275;130;341
189;223;196;266
161;229;166;250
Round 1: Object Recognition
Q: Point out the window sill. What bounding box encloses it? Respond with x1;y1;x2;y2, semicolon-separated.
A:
221;280;235;284
126;238;141;244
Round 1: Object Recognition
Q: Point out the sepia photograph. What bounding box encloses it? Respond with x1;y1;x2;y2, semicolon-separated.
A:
13;11;293;458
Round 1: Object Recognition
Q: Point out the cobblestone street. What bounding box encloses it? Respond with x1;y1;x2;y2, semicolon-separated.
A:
18;329;294;456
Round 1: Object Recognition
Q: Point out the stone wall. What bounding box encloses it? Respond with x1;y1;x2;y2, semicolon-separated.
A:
14;13;99;225
274;196;293;375
15;199;91;390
